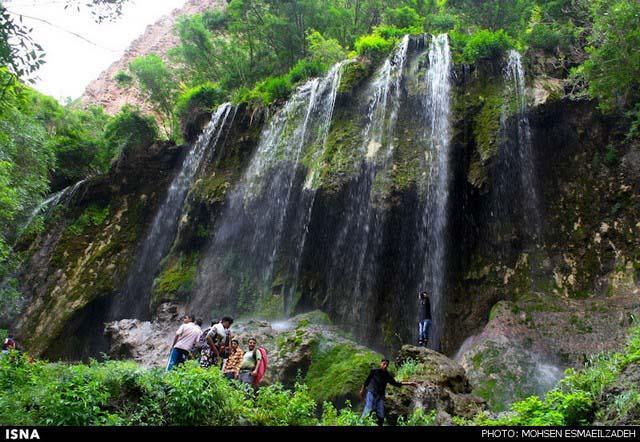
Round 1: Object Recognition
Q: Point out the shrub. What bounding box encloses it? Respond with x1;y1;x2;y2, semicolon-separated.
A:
174;82;226;130
288;59;327;84
260;76;293;103
104;106;159;160
383;6;423;30
164;361;247;425
354;34;394;61
306;30;347;67
461;29;514;64
425;13;459;33
250;383;318;426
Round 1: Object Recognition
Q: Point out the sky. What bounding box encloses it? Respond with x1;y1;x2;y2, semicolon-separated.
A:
5;0;187;101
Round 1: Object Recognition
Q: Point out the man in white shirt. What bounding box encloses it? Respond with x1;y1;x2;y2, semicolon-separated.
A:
205;316;233;366
167;314;202;371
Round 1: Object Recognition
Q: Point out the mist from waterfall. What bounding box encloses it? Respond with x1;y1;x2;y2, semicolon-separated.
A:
192;63;345;318
112;103;232;320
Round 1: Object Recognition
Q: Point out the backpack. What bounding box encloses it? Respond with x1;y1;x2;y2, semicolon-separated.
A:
253;347;268;386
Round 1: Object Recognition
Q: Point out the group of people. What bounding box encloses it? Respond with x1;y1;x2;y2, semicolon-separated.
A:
166;290;433;426
167;314;267;388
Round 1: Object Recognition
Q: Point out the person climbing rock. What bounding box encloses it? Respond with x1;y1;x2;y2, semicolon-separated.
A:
205;316;233;367
238;338;262;386
359;358;415;426
167;314;201;371
222;339;244;380
418;291;432;347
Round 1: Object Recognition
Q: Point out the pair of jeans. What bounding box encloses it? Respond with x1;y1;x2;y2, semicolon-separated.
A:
166;348;189;371
419;319;432;343
239;370;254;385
362;390;385;426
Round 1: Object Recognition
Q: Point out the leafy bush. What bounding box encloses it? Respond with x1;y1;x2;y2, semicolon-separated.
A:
460;29;514;64
104;106;159;161
306;30;347;67
288;59;327;84
174;82;226;130
164;361;247;425
425;13;459;33
397;408;437;426
321;400;376;426
354;34;394;61
383;6;423;30
251;383;318;426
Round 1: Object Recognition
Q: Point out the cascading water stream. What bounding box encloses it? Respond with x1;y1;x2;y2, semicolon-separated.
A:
281;61;346;313
505;49;540;239
112;103;232;320
193;64;345;317
324;36;409;331
18;179;87;238
417;34;452;351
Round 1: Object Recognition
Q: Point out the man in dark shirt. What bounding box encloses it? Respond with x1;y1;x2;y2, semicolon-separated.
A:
359;359;415;426
418;291;432;347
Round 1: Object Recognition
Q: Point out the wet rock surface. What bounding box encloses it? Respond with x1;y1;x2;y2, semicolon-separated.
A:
385;345;486;424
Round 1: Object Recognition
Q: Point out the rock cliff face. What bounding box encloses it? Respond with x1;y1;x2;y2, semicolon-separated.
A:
79;0;225;114
15;35;640;412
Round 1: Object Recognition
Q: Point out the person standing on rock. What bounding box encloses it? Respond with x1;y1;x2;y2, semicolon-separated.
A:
360;358;415;426
167;314;202;371
418;291;432;347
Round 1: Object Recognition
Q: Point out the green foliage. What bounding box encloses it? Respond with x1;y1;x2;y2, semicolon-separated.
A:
164;361;247;425
397;408;437;426
114;70;133;88
152;253;199;305
128;55;179;138
396;358;421;380
321;400;376;426
459;29;515;64
354;34;395;61
306;30;347;67
305;343;380;402
288;59;327;85
473;324;640;426
250;383;317;426
174;82;226;130
383;6;423;30
104;105;159;160
66;204;110;236
578;0;640;113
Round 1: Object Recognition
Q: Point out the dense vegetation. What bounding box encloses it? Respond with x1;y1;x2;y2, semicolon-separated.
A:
1;0;639;426
0;354;439;426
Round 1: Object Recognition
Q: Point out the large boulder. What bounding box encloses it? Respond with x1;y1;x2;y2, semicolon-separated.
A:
385;345;486;424
104;309;381;403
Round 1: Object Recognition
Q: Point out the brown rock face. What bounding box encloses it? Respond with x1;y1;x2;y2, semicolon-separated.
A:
385;345;486;424
79;0;225;115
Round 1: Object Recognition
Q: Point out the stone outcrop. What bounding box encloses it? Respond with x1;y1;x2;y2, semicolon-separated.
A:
385;345;486;424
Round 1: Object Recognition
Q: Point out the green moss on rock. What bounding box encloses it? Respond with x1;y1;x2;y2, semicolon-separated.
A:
152;253;199;307
305;343;380;403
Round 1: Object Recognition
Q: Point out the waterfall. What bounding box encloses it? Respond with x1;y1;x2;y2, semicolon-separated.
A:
417;34;452;351
505;49;540;239
18;179;87;237
323;36;409;334
112;103;232;320
193;62;345;318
